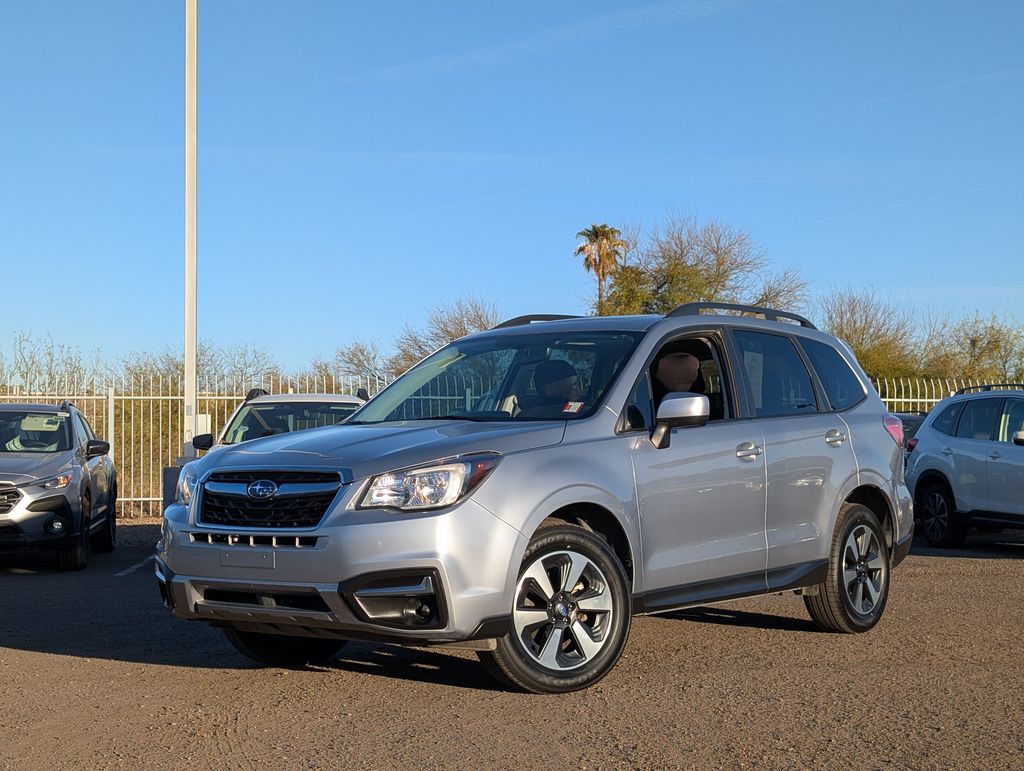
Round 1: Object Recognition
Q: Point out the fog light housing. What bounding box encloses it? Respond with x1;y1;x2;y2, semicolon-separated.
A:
340;569;447;630
44;516;69;535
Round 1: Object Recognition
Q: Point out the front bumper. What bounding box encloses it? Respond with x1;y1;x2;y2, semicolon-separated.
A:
157;493;525;645
0;488;80;553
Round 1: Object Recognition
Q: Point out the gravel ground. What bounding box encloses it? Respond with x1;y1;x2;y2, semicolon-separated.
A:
1;522;1022;770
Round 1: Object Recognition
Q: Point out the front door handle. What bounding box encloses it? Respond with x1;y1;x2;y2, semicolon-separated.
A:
988;450;1002;460
825;429;847;447
736;442;763;461
941;446;954;456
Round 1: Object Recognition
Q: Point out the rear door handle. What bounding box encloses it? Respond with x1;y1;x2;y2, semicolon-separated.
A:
988;451;1002;460
825;429;847;447
736;442;763;461
941;447;954;456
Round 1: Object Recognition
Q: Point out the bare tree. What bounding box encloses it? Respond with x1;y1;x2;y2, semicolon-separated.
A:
818;289;917;378
388;297;499;374
920;313;1024;381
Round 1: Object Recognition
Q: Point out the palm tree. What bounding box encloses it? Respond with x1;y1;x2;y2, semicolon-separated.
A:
575;223;627;315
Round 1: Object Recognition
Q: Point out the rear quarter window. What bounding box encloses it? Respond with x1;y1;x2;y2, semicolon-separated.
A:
930;402;964;436
799;338;866;410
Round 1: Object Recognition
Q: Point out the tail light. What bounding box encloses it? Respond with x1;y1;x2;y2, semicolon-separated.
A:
906;437;918;453
883;415;904;447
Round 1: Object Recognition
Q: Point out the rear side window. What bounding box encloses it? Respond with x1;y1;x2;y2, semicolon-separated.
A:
954;399;1002;441
999;399;1024;443
800;338;865;410
733;331;817;417
931;402;963;436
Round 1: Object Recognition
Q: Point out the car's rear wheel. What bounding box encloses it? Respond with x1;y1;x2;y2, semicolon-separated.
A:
91;484;117;553
919;482;966;548
805;503;890;634
478;523;631;694
57;492;91;571
223;628;347;667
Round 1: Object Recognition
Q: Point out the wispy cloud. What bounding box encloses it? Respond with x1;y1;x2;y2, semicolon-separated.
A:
825;183;1008;221
337;0;745;85
859;67;1021;108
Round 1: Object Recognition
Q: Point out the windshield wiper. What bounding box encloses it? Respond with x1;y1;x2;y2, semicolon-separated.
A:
403;414;490;422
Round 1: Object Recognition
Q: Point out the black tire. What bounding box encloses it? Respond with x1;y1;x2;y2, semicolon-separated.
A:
91;484;117;553
477;523;631;694
58;492;91;571
223;628;347;668
919;482;966;548
805;503;891;634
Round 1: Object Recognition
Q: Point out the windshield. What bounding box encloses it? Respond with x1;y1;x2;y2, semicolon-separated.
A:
0;411;72;453
221;401;360;445
351;330;644;424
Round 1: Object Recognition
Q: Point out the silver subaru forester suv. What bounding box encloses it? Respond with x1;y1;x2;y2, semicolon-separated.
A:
158;304;913;693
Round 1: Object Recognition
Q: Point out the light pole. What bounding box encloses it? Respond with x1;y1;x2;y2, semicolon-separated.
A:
183;0;198;458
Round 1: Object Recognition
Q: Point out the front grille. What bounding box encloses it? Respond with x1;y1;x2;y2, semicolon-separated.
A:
189;532;320;548
199;489;338;529
207;470;340;485
0;488;21;515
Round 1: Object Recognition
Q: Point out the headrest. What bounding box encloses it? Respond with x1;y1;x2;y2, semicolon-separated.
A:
654;352;703;393
534;359;577;389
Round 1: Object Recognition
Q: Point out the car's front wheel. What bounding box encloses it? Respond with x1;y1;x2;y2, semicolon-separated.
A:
478;522;631;694
91;484;117;553
223;628;347;668
57;492;91;571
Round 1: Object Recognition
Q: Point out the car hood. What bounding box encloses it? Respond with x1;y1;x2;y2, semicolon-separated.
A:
0;452;75;486
193;420;566;482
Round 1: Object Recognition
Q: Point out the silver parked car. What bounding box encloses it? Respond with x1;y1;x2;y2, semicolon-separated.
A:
905;384;1024;547
158;304;912;693
0;402;117;569
192;390;366;453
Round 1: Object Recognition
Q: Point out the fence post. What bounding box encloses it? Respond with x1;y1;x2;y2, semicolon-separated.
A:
107;385;116;459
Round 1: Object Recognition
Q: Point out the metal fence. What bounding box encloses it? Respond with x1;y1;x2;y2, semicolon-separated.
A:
0;374;1002;518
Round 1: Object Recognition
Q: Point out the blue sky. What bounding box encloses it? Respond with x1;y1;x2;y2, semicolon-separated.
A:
1;0;1021;369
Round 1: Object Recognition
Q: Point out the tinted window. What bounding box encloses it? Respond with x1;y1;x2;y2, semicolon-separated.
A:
931;402;963;436
955;398;1001;441
801;338;865;410
733;331;817;417
999;399;1024;443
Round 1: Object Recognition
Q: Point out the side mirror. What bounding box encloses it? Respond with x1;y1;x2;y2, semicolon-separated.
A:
651;393;710;449
1014;431;1024;447
192;433;214;451
86;439;110;458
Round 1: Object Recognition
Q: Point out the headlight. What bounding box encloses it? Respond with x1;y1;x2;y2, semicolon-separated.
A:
176;464;199;505
359;455;501;512
38;473;73;490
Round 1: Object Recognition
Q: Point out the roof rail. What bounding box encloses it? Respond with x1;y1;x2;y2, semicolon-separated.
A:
954;383;1024;395
491;314;582;330
666;302;817;330
58;399;74;411
244;387;269;402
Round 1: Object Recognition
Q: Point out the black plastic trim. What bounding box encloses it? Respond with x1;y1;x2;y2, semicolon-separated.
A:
892;532;913;567
339;568;450;631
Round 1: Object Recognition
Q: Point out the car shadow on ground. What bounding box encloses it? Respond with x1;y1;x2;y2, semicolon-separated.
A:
909;530;1024;560
324;643;503;692
657;606;822;633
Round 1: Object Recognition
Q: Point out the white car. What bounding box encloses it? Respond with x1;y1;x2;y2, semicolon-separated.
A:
192;391;366;452
905;384;1024;546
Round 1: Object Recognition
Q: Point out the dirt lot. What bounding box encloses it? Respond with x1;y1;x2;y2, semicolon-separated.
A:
1;521;1022;770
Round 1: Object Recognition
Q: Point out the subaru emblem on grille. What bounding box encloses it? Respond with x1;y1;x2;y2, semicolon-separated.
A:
246;479;279;499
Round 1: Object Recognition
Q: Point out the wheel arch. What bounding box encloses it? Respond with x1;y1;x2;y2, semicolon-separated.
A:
538;502;635;588
844;484;897;552
911;469;956;509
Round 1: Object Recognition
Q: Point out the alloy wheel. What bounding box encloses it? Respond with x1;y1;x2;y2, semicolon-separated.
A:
924;491;949;542
512;550;614;672
842;524;886;616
